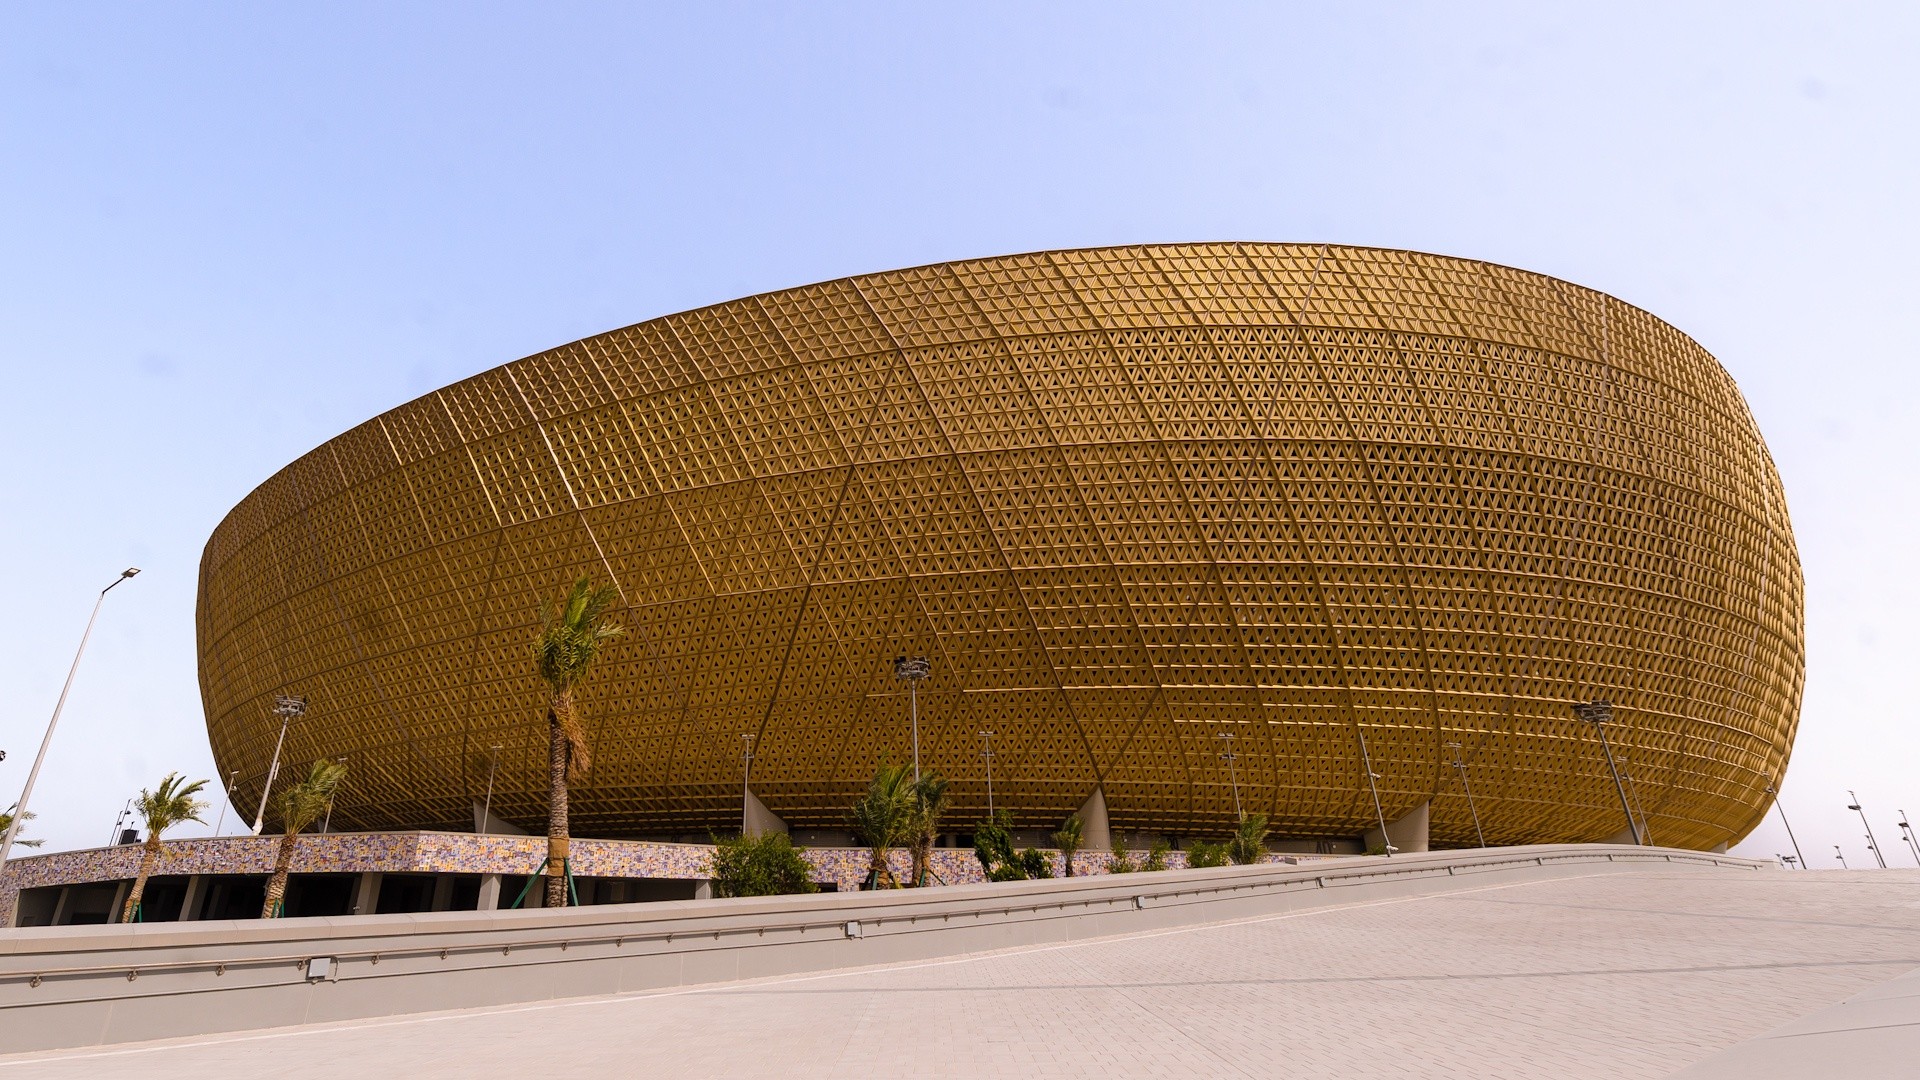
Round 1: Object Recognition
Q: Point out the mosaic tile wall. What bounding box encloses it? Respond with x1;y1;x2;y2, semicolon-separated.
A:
0;831;1302;925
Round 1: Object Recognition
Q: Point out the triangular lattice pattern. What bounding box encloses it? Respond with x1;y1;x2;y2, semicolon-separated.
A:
196;243;1803;851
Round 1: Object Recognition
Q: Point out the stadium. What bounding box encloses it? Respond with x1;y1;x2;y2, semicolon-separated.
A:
195;243;1803;854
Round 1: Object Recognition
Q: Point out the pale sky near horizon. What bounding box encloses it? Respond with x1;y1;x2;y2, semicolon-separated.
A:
3;4;1916;865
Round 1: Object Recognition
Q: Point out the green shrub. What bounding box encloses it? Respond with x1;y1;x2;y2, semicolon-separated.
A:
1228;813;1270;865
1185;840;1230;868
710;831;820;898
974;810;1052;880
1144;839;1170;872
1107;842;1139;874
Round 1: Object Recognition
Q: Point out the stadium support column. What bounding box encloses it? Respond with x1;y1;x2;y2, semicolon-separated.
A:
477;874;501;911
1077;787;1112;853
1363;801;1430;854
744;787;789;836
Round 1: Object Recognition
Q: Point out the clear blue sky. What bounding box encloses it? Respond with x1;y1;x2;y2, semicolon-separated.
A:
3;4;1915;864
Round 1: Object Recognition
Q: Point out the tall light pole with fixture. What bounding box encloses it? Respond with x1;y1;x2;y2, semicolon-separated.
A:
321;756;348;833
1846;791;1887;868
740;733;755;832
251;695;307;835
979;730;994;817
1446;742;1486;848
1764;783;1805;870
1899;812;1920;867
1217;730;1243;821
1574;700;1644;846
1834;845;1848;869
892;656;931;785
1354;721;1393;856
0;567;140;872
480;744;503;833
212;769;239;836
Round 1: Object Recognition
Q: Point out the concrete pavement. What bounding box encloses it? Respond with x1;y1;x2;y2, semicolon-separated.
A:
3;866;1915;1078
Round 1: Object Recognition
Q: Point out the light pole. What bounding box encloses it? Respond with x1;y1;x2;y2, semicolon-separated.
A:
321;756;348;833
0;567;140;872
1846;791;1888;869
979;730;994;817
212;770;239;836
250;695;307;835
1354;721;1393;856
1779;854;1798;869
1446;742;1486;848
892;655;931;785
1217;730;1243;821
740;733;755;832
480;745;503;833
109;796;135;846
1763;783;1805;870
1834;845;1849;869
1899;812;1920;867
1574;700;1644;846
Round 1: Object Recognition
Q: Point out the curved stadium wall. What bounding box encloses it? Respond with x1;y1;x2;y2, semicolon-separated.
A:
196;243;1803;851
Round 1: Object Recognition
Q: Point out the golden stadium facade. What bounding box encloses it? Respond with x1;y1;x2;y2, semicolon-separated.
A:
196;243;1803;852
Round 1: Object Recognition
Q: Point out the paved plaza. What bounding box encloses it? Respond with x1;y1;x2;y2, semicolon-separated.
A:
5;865;1916;1078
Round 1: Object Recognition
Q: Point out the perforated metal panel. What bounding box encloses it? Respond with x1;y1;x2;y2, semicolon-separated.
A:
196;244;1803;850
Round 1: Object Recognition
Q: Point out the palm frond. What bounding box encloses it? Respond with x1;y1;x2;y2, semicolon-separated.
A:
279;759;349;836
136;772;210;838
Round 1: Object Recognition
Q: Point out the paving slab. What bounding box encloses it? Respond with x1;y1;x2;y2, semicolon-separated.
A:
2;867;1914;1078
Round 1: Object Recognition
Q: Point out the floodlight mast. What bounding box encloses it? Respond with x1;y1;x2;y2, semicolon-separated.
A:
1575;700;1644;846
892;656;931;784
1764;782;1805;869
250;695;307;835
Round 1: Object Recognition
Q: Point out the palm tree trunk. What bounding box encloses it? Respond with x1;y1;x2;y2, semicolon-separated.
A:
261;831;297;918
121;840;160;922
1062;843;1074;878
545;700;570;908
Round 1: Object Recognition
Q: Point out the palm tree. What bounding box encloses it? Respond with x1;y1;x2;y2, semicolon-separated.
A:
119;773;209;922
851;762;915;889
1051;812;1084;877
907;772;949;887
531;576;625;908
0;805;40;849
1228;812;1270;865
260;759;348;918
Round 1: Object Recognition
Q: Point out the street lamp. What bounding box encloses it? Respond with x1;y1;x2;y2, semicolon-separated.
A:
1446;742;1486;848
321;756;348;833
1846;791;1888;869
979;730;995;817
0;567;140;872
250;695;307;835
1779;854;1798;869
109;796;136;846
892;655;931;785
1763;783;1806;870
740;733;755;832
212;770;239;836
1574;700;1644;846
1353;721;1393;856
1217;730;1243;821
1834;845;1849;869
480;744;503;833
1899;812;1920;867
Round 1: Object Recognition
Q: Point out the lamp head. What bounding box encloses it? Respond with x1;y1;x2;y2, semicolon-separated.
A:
121;567;140;579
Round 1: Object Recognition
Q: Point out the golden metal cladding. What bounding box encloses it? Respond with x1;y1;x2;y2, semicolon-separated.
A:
196;243;1803;850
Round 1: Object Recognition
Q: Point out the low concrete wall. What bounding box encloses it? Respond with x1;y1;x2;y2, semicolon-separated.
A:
0;845;1765;1054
